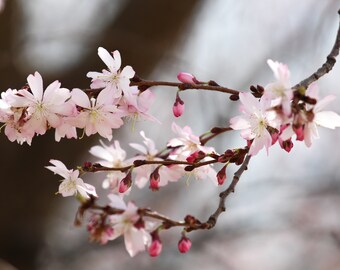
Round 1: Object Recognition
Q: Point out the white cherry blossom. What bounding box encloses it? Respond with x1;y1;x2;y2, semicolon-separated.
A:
70;87;124;140
230;92;280;155
108;194;152;257
46;159;97;198
87;47;135;99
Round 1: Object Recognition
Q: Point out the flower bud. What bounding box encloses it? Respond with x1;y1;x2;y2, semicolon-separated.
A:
178;235;192;253
173;92;185;117
149;167;160;191
279;139;294;153
177;72;199;84
149;231;162;257
293;126;304;141
186;150;205;163
118;171;132;193
216;164;227;185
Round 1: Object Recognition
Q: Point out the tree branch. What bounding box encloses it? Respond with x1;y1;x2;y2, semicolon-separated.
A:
293;9;340;90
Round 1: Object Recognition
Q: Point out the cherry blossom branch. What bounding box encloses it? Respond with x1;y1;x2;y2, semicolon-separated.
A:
293;9;340;90
85;78;241;96
78;154;251;232
130;78;241;95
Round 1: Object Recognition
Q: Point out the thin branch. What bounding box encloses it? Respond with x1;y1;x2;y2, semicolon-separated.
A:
131;79;241;95
203;155;251;230
200;127;233;146
85;79;241;96
293;9;340;90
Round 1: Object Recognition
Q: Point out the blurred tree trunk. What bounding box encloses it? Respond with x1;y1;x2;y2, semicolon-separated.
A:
0;0;199;269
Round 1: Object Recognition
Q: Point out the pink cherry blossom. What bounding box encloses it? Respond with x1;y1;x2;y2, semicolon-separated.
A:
46;159;97;198
87;47;135;99
280;83;340;147
167;123;217;184
230;92;280;156
14;72;71;135
168;122;214;156
70;87;124;140
130;131;183;188
89;140;130;193
108;194;152;257
263;59;293;116
119;88;159;123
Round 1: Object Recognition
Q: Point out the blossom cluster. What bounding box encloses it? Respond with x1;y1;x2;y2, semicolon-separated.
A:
46;122;218;256
0;47;156;144
230;60;340;155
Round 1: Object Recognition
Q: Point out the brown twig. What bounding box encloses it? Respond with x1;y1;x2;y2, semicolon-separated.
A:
202;155;251;230
293;9;340;90
200;127;233;146
85;79;241;96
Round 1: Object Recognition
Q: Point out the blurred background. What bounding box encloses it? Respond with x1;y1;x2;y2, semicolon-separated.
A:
1;0;340;269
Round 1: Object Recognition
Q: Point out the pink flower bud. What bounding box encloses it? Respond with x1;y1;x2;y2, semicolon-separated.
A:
271;131;279;145
149;231;162;257
149;167;160;191
178;235;192;253
279;139;294;153
118;171;132;193
293;126;304;141
216;164;227;185
173;93;185;117
177;72;199;84
186;150;205;163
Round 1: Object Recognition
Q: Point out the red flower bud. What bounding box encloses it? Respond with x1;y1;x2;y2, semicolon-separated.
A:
280;139;294;153
216;164;227;185
118;171;132;193
173;92;185;117
149;167;160;191
293;126;304;141
186;150;205;163
149;231;162;257
178;235;192;253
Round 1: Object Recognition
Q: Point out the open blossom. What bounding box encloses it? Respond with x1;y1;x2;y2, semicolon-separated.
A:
108;194;152;257
70;87;124;140
119;88;159;123
11;72;71;135
167;123;217;184
281;83;340;147
46;159;97;198
87;47;135;99
130;131;182;188
263;59;293;116
89;140;129;193
230;92;280;156
168;122;214;156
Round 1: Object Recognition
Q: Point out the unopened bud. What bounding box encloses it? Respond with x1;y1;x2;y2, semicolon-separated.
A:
119;171;132;193
149;167;160;191
149;231;162;257
293;126;304;141
216;164;227;185
177;72;199;84
186;150;205;163
173;92;185;117
178;235;192;253
280;139;294;153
